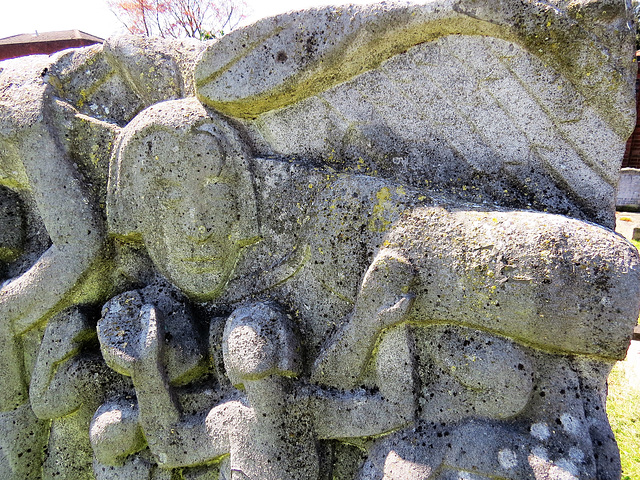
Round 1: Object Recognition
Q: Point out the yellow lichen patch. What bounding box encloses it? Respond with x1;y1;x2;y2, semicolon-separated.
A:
368;187;394;233
376;187;391;203
77;88;88;108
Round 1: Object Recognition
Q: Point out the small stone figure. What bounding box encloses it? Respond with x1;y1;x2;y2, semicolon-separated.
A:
90;283;210;480
93;301;415;479
29;307;127;479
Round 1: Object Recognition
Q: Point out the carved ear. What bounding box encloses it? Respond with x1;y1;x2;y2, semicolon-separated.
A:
231;164;261;244
193;114;260;243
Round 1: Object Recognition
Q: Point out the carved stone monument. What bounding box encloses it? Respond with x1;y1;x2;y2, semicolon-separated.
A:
1;1;639;479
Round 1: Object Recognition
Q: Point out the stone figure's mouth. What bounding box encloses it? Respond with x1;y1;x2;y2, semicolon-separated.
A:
180;256;224;274
186;232;215;245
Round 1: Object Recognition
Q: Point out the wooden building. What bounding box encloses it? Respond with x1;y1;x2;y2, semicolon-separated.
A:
623;51;640;168
0;30;103;61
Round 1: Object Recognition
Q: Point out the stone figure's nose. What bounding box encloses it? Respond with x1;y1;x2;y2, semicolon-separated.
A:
185;224;215;244
183;207;216;241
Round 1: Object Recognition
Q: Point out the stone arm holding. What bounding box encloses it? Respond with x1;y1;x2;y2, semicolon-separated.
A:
311;324;416;440
131;305;231;469
312;250;416;390
0;124;106;409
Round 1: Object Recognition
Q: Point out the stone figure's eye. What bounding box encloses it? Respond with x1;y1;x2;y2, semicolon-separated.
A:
203;175;233;188
189;132;224;176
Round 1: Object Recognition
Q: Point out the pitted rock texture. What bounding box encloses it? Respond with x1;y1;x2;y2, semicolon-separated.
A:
0;1;638;479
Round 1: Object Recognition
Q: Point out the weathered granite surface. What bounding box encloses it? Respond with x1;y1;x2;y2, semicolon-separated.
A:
0;1;639;479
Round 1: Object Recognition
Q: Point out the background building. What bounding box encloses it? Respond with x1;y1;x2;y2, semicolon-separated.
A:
0;29;103;61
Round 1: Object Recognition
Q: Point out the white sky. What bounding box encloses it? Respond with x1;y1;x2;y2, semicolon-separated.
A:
0;0;379;40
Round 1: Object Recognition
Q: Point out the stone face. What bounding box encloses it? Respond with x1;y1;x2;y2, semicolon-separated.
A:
0;1;638;479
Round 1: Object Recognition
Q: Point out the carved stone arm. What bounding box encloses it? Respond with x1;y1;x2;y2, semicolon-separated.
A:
312;325;416;440
312;250;415;390
1;125;107;337
0;125;107;411
131;305;230;468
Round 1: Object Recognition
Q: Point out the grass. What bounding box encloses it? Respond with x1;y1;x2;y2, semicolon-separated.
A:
607;360;640;480
607;233;640;479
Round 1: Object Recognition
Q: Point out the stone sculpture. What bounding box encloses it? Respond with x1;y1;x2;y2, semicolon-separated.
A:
1;0;639;479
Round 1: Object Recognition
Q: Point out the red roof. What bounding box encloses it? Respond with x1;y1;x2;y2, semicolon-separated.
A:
0;30;103;46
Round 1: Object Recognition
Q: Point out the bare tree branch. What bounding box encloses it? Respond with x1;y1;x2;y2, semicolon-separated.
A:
107;0;247;39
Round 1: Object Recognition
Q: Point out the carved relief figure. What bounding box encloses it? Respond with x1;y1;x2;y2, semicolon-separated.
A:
137;302;413;479
92;299;414;479
91;283;210;479
99;90;640;479
0;35;203;479
0;53;110;480
0;1;638;479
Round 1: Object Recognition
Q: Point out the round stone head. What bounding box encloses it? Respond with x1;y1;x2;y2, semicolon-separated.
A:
107;98;259;301
223;302;301;388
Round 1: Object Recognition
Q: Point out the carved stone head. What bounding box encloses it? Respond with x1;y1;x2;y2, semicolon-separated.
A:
107;98;259;300
223;302;301;388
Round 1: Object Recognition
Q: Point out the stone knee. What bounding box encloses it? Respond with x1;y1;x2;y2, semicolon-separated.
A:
91;398;146;467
